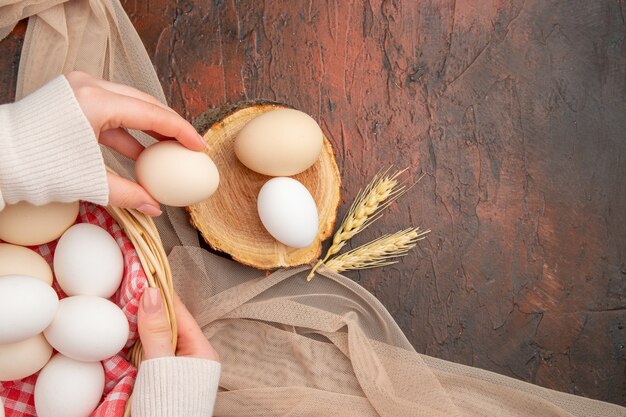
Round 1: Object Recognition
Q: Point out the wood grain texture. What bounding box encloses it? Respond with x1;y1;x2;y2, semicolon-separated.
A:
0;0;624;406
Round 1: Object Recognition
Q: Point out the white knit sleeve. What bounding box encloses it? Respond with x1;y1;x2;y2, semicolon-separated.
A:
0;75;108;210
132;356;221;417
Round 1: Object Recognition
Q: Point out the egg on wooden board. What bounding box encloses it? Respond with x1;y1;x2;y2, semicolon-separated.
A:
0;243;53;285
0;201;79;246
235;108;323;176
44;296;129;362
0;334;53;381
0;275;59;344
34;353;104;417
135;141;220;207
257;177;319;248
53;223;123;298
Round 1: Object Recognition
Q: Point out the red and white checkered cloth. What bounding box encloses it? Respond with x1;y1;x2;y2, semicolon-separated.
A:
0;202;149;417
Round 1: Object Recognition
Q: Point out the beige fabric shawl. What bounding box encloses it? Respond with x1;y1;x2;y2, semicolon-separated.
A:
1;1;624;416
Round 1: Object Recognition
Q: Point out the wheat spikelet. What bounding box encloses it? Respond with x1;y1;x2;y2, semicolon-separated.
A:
306;168;409;280
324;228;429;273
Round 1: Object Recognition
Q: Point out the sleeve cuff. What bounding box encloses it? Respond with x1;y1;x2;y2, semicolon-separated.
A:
132;356;221;417
0;75;109;206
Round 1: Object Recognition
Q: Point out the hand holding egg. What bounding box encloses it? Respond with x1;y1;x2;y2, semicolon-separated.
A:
1;72;224;414
65;71;209;215
135;141;220;207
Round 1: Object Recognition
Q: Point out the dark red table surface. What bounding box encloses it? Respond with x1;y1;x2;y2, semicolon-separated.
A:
1;0;624;407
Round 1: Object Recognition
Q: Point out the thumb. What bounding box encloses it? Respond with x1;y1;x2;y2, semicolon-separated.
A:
107;172;162;216
138;287;175;359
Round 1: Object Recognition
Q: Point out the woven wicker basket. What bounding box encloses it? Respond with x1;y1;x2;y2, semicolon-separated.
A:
105;206;177;416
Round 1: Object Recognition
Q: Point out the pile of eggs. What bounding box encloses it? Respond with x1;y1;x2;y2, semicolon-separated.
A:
236;108;323;248
0;108;323;415
0;201;129;417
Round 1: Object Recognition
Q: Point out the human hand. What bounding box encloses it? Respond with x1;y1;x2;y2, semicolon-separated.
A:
65;71;206;216
137;287;219;361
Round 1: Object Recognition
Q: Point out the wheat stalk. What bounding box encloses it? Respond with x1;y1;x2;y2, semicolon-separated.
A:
324;228;429;273
306;168;410;281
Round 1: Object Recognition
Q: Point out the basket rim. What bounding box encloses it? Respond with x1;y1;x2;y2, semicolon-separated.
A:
105;205;177;417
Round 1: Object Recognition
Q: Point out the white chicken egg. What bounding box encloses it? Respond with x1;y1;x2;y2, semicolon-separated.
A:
0;333;53;381
257;177;319;248
34;353;104;417
0;275;59;344
135;141;220;207
44;296;129;362
53;223;123;298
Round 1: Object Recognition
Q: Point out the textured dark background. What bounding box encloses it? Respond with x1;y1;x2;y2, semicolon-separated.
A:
1;0;625;407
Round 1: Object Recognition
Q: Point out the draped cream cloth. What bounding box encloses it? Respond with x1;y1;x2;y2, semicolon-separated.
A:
1;1;625;416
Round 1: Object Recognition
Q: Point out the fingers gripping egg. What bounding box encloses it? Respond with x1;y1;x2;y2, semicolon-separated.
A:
135;141;220;207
